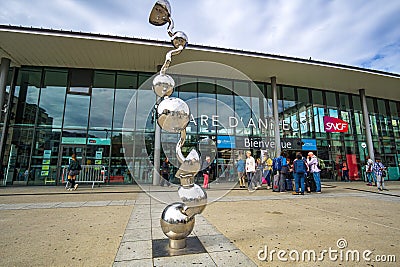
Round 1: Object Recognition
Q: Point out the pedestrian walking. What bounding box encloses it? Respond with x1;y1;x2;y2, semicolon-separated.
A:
236;156;246;188
342;160;350;182
262;153;272;189
255;158;263;189
293;154;307;195
160;158;171;187
67;153;81;191
202;156;211;189
373;158;388;191
307;152;321;193
276;151;288;193
365;156;376;186
245;151;256;192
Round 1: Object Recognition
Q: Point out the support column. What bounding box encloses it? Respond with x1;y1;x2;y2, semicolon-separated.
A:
0;58;11;164
271;76;281;157
0;58;11;114
153;97;161;186
359;89;374;161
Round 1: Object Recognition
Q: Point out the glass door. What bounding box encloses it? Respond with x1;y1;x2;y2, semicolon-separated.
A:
58;145;85;184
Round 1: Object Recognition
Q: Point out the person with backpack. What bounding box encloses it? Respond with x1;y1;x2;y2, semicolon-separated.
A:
373;158;387;191
365;156;376;186
67;153;81;191
274;151;288;193
262;153;273;190
307;152;321;193
236;155;246;188
292;153;307;195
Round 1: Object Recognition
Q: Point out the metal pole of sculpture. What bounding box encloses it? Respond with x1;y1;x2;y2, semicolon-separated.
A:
149;0;207;249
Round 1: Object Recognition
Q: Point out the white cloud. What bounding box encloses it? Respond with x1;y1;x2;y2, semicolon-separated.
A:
0;0;399;73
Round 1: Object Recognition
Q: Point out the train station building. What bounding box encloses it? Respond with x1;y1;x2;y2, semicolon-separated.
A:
0;25;399;185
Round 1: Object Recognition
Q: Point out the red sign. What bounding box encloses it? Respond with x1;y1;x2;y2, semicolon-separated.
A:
323;116;348;133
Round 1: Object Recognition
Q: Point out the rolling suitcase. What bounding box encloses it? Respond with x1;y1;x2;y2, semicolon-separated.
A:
272;174;280;192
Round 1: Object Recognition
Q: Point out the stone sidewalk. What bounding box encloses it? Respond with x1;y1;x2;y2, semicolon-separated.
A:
0;181;399;266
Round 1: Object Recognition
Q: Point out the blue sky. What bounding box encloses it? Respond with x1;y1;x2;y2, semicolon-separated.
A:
0;0;399;74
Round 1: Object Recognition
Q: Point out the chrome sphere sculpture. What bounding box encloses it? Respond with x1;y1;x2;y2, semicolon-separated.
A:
149;0;207;249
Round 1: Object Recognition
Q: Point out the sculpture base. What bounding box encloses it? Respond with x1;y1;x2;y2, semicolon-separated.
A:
152;236;206;258
170;238;186;249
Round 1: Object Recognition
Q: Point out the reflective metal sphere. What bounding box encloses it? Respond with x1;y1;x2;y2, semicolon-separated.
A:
171;31;188;49
149;0;172;26
178;184;207;218
152;74;175;97
178;149;200;174
160;202;195;249
157;97;190;133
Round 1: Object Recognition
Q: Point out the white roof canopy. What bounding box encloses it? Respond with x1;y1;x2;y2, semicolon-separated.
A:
0;25;399;101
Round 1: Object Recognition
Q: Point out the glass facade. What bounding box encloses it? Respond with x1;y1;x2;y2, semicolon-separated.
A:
1;66;399;185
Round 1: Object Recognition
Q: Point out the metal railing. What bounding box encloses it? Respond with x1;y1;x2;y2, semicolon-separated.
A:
62;165;106;189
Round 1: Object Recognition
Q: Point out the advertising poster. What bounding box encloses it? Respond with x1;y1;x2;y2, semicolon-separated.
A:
41;150;52;177
95;151;103;159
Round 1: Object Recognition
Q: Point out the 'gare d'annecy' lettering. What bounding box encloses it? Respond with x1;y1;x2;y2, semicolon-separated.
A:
188;114;310;131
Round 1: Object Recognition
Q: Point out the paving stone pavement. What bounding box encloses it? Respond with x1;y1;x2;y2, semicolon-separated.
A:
113;192;257;266
1;182;399;266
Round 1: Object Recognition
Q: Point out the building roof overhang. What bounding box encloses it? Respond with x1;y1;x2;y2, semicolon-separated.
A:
0;25;399;101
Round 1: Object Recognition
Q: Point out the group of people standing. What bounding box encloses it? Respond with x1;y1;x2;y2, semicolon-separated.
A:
237;150;322;194
158;152;389;193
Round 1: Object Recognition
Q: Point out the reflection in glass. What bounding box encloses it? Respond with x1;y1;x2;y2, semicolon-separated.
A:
177;76;197;134
114;73;138;130
89;88;114;129
251;83;264;136
198;79;216;134
136;74;155;132
30;128;61;185
14;69;42;126
39;70;68;128
216;80;234;135
63;94;90;128
89;72;115;129
234;81;251;135
282;86;297;138
86;130;110;166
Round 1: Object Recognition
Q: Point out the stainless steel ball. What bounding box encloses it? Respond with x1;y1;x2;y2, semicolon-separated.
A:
160;202;195;245
178;149;200;174
171;31;188;49
178;183;207;218
157;97;190;133
152;74;175;97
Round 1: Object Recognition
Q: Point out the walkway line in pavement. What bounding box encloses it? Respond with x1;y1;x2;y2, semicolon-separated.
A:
0;200;136;210
113;192;257;267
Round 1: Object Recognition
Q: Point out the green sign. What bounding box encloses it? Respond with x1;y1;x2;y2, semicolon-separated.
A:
88;138;111;145
43;150;52;159
62;137;86;145
61;137;111;145
41;165;49;171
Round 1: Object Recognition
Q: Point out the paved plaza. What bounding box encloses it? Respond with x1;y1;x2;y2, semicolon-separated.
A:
0;181;399;266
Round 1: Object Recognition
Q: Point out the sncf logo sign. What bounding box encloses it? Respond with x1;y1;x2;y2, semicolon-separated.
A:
323;116;349;133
